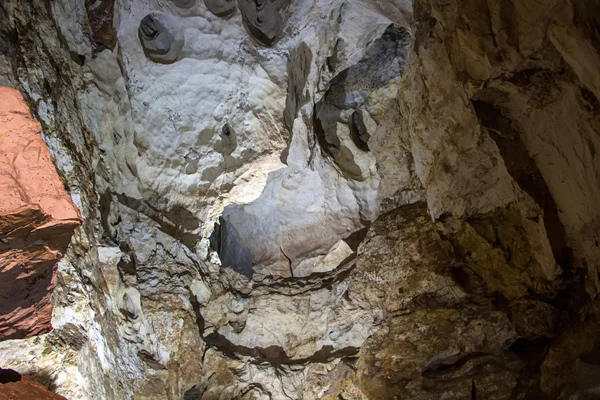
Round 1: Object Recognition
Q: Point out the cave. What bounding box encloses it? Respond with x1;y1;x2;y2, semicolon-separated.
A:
1;0;600;399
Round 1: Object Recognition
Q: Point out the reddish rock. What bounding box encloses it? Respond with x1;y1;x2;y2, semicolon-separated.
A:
0;369;66;400
0;87;81;341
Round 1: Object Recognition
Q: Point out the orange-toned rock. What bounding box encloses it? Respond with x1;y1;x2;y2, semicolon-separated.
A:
0;87;81;341
0;368;66;400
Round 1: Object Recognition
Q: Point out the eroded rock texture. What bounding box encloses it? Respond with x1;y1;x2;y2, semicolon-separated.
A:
0;0;598;399
205;0;237;18
0;87;81;341
138;12;184;64
395;0;600;397
238;0;291;46
84;0;117;53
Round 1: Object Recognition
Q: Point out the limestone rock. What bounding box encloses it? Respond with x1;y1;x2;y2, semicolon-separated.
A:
205;0;236;18
0;0;598;398
343;203;519;399
170;0;197;9
138;13;184;64
395;0;600;397
190;278;211;305
238;0;290;47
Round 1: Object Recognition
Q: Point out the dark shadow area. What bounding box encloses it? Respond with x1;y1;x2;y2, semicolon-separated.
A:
0;369;21;384
115;193;201;252
344;227;369;252
209;216;254;278
349;110;371;151
204;331;359;367
24;370;58;393
472;100;572;269
183;383;206;400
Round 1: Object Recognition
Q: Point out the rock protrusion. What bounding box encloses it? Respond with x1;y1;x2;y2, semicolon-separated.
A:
205;0;237;18
0;87;81;341
138;13;184;64
314;24;411;181
84;0;117;53
216;122;237;155
238;0;290;47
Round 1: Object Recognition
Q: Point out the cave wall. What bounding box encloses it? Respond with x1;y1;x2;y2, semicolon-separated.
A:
393;0;600;397
0;0;598;399
0;87;81;341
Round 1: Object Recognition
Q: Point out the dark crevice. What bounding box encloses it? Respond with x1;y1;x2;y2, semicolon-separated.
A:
344;227;369;252
580;87;599;113
138;350;166;370
422;352;486;377
448;264;487;296
209;216;254;278
115;193;201;252
313;100;340;160
573;0;600;46
492;292;510;311
22;370;58;393
84;0;117;54
204;331;359;367
507;68;546;88
188;288;206;342
280;246;294;277
183;383;208;400
99;190;117;243
0;369;21;384
237;259;357;297
69;50;86;66
116;242;137;281
508;338;549;398
472;100;571;269
349;110;371;151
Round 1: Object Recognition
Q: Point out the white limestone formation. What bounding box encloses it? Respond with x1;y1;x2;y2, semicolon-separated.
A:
1;0;599;398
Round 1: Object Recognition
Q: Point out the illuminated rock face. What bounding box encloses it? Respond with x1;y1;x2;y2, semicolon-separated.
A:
0;87;81;341
0;0;599;399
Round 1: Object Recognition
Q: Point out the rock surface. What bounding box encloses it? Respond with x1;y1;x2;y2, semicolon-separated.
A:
0;368;66;400
0;0;598;399
0;87;81;341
